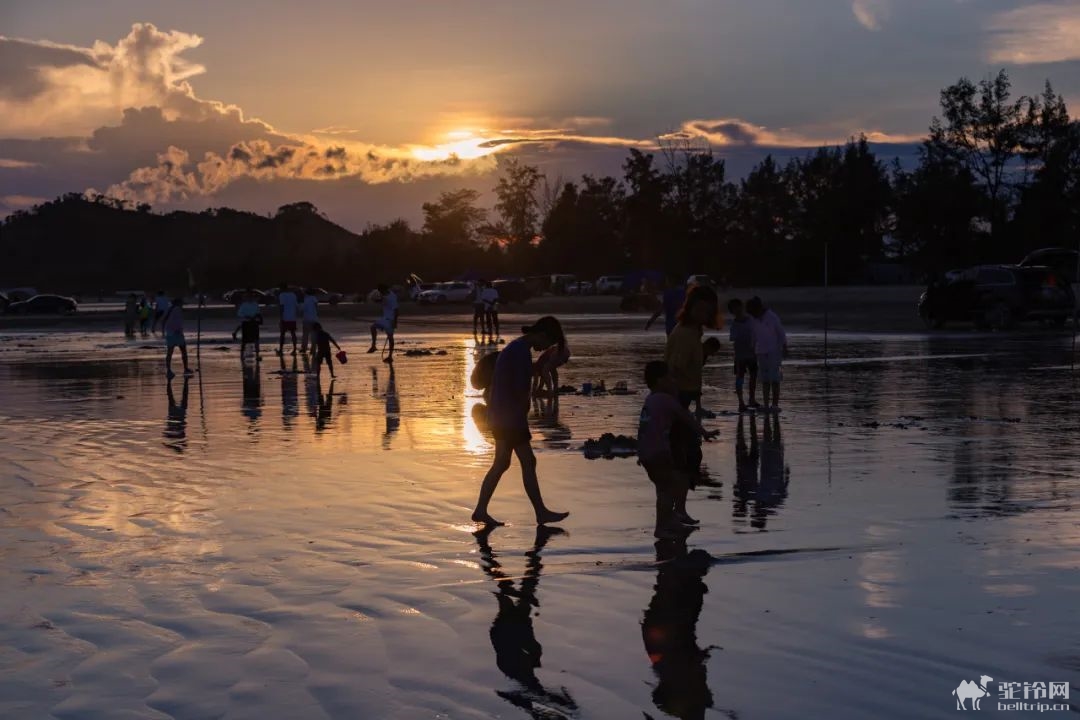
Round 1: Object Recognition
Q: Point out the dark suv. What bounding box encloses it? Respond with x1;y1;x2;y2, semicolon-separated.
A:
918;265;1075;330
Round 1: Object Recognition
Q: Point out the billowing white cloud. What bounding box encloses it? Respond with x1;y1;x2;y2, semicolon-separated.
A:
852;0;891;31
0;23;241;137
96;136;503;205
987;3;1080;65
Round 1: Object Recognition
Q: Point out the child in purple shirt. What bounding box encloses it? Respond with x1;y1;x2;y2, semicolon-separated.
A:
471;316;571;527
638;361;716;539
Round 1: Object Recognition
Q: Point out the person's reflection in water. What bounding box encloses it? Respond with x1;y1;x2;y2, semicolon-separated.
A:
732;416;760;526
530;395;571;447
163;377;189;452
474;525;578;718
642;539;716;720
472;402;493;437
753;414;790;529
241;365;262;435
383;363;399;448
280;353;299;431
315;378;335;432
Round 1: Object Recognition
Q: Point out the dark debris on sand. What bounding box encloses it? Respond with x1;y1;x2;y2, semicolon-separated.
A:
403;348;449;357
582;433;638;459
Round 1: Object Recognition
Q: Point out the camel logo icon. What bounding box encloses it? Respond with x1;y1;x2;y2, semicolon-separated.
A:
953;675;993;710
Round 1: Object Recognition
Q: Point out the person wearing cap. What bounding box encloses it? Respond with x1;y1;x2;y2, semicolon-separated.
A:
471;316;571;526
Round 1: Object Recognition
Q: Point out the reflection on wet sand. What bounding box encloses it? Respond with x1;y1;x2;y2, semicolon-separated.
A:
531;396;571;447
475;526;578;719
3;332;1080;718
280;354;299;430
732;415;790;530
642;539;716;720
241;365;262;435
163;377;189;452
315;379;336;433
383;364;399;447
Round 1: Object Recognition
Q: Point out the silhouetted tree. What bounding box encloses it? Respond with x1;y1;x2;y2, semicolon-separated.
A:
622;149;670;269
892;150;982;273
422;188;487;258
928;70;1027;246
786;137;892;283
729;156;796;284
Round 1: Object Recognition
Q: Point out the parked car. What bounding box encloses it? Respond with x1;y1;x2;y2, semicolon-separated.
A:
0;291;8;311
492;279;530;304
566;280;594;295
5;294;78;315
419;281;474;304
3;287;38;303
918;264;1075;330
223;288;271;305
549;274;577;295
306;287;343;305
409;283;438;301
686;274;716;288
595;276;624;294
1020;248;1079;284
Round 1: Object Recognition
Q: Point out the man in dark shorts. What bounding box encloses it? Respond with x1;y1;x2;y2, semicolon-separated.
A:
471;316;571;527
728;298;759;412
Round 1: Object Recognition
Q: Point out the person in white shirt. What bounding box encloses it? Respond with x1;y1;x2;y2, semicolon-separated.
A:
368;284;399;362
300;289;319;354
746;296;787;413
276;283;299;355
472;281;488;340
152;290;171;335
480;282;500;340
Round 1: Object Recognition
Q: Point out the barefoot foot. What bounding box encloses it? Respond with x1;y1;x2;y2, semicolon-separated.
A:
471;512;505;526
536;509;569;525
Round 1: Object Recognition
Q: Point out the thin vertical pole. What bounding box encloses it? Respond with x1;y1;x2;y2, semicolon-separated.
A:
1072;242;1079;370
824;241;829;369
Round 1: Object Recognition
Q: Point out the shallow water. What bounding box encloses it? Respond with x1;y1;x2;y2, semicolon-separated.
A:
2;326;1079;719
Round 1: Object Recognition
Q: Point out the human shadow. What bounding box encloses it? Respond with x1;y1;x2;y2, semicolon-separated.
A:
163;377;189;452
642;538;716;720
474;525;578;718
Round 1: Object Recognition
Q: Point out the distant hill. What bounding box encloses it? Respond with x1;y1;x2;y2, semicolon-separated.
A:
0;196;379;295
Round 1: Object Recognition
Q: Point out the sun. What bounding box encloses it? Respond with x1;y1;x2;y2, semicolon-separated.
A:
411;130;501;162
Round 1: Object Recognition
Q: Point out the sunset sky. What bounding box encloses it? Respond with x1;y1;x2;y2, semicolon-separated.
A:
2;0;1078;229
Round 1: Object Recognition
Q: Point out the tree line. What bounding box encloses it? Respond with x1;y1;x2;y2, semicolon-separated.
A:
2;70;1078;293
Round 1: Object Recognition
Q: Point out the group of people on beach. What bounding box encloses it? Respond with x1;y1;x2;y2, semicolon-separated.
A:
472;281;501;342
232;284;345;379
471;279;787;540
123;290;173;339
142;273;785;539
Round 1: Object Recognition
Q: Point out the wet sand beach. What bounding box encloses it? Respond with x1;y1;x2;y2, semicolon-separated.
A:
2;320;1079;719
